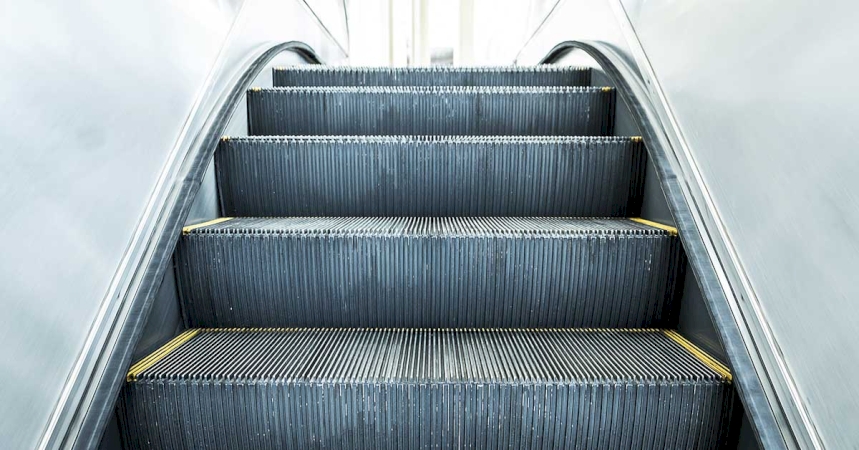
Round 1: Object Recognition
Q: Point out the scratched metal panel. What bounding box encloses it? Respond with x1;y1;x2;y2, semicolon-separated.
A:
273;65;591;86
175;217;684;328
119;328;733;449
247;86;615;136
216;136;645;217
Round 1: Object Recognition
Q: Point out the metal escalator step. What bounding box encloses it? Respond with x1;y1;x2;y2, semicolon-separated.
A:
216;136;646;217
119;328;733;450
273;65;591;86
247;86;615;136
176;217;684;328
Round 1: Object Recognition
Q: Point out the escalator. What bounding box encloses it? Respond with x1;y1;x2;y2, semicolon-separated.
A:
117;66;735;448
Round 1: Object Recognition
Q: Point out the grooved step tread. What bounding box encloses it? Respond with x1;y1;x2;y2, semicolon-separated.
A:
181;216;672;236
127;328;729;382
247;86;615;136
216;136;646;217
176;217;685;328
120;329;732;450
273;65;591;87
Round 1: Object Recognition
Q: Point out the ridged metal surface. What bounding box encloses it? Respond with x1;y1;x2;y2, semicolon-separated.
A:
247;86;615;136
216;136;646;217
176;217;685;328
119;328;733;450
273;65;591;86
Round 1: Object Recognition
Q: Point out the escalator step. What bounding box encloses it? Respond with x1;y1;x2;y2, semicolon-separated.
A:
176;217;684;328
247;86;615;136
120;328;733;450
273;65;591;86
216;136;646;217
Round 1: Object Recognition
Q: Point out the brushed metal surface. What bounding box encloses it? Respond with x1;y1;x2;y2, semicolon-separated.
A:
119;328;734;450
215;136;645;217
176;217;684;328
302;0;349;52
621;2;858;448
247;86;616;136
0;1;345;448
545;42;787;450
519;0;858;448
272;65;592;86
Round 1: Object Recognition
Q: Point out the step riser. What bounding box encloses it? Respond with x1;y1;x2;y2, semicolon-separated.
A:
217;138;645;217
120;329;732;450
247;88;615;136
177;222;684;328
273;67;591;87
120;382;730;450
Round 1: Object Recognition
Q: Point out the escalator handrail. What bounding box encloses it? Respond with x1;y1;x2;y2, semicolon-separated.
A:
539;40;791;450
49;41;324;450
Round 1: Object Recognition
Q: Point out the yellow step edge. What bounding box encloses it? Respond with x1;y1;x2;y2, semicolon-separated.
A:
182;217;233;235
629;217;678;236
125;329;731;383
126;329;201;382
663;330;733;382
191;327;671;333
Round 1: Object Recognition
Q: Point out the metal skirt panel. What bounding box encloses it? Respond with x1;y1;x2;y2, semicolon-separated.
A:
216;136;646;217
175;217;685;328
119;329;733;450
246;86;615;136
272;66;591;87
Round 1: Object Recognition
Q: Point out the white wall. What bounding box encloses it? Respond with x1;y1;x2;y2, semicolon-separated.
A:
346;0;559;66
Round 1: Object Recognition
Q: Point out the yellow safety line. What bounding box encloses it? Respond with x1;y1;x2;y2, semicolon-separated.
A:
199;327;675;333
202;327;295;333
663;330;733;382
126;329;201;382
182;217;233;235
629;217;678;236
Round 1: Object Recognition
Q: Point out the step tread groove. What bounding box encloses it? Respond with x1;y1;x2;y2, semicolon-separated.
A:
247;86;616;136
176;217;685;328
129;328;730;383
216;136;646;217
273;66;591;86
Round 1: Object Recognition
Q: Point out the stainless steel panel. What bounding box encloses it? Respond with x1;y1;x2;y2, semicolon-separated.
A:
187;50;312;225
620;2;859;448
176;217;683;328
520;0;858;448
560;51;730;387
303;0;350;53
119;328;734;449
0;0;345;448
246;86;616;136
